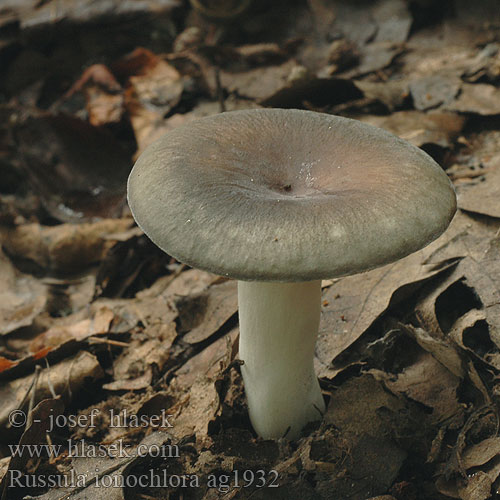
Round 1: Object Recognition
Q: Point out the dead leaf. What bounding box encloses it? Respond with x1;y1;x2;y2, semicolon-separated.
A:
103;330;176;391
379;351;462;421
220;59;303;101
362;110;466;149
0;458;9;487
5;0;181;29
31;431;176;500
0;397;65;497
316;248;456;378
340;42;404;78
123;48;184;153
29;306;114;353
181;280;238;344
0;351;103;431
319;374;407;498
372;0;412;43
170;377;218;440
260;75;362;109
175;328;238;389
353;79;409;112
15;113;132;222
446;83;500;115
409;74;461;110
0;249;47;335
458;472;492;500
3;219;132;274
462;437;500;469
458;152;500;218
59;63;125;127
462;43;500;83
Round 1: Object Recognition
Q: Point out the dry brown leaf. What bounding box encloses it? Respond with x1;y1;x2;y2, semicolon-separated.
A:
458;471;493;500
0;457;9;486
0;351;103;430
30;431;176;500
169;377;218;440
372;0;412;43
409;74;461;110
29;306;114;353
15;113;132;222
458;152;500;218
340;42;404;78
103;330;176;391
361;111;466;149
462;43;500;83
446;83;500;115
175;328;238;389
137;268;219;301
61;63;125;127
123;48;183;153
353;79;408;111
0;249;47;335
316;248;455;378
420;209;499;264
5;0;180;29
220;59;304;101
379;351;462;421
319;374;407;498
182;280;238;344
462;438;500;469
3;219;132;274
437;447;500;500
0;397;65;495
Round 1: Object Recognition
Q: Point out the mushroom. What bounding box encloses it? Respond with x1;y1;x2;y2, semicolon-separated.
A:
127;109;456;439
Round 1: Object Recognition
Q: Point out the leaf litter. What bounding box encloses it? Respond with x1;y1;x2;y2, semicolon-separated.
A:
1;0;500;499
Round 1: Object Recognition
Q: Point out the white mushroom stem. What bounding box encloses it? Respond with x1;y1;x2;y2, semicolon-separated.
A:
238;280;326;439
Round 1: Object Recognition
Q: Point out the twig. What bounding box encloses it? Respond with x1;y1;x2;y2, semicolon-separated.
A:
26;365;42;428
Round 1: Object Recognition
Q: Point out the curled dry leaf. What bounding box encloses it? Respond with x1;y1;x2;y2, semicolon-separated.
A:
121;48;184;154
462;437;500;469
60;63;125;127
436;439;500;500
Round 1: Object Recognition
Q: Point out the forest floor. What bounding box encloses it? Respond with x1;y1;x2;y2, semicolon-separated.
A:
1;1;500;499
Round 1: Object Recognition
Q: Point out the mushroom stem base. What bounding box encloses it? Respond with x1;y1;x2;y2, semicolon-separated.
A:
238;280;325;439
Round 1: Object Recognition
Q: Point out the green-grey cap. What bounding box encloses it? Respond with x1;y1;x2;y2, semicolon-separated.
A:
127;109;457;281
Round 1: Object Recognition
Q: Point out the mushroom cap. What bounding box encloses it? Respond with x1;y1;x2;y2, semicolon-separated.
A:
127;109;456;282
